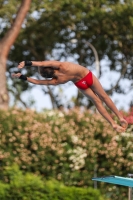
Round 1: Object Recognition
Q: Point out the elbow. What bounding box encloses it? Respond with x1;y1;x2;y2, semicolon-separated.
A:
27;78;38;85
50;79;58;86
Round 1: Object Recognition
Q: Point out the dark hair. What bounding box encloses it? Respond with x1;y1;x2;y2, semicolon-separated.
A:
38;67;55;78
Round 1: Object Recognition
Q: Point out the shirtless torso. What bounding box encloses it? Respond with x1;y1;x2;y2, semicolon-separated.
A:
37;61;89;84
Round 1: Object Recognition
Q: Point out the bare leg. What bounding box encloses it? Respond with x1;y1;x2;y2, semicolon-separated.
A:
80;88;125;133
90;74;128;129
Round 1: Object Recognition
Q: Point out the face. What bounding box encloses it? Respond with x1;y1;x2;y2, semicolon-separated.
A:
38;67;55;78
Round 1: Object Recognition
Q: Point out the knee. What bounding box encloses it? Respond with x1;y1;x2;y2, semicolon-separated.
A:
92;96;102;105
98;93;108;102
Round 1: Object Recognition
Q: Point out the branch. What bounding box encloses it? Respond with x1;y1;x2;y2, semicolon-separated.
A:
0;0;31;57
87;42;100;78
8;87;28;108
106;62;127;95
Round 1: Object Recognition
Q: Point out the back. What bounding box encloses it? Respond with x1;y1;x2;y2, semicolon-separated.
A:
58;61;90;82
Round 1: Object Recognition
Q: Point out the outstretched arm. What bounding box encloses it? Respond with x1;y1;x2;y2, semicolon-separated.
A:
12;73;57;85
27;77;57;85
18;60;62;69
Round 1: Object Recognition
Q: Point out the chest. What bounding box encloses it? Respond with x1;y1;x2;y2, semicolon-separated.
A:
55;71;74;84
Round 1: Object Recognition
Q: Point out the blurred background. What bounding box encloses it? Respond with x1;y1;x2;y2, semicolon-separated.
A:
0;0;133;200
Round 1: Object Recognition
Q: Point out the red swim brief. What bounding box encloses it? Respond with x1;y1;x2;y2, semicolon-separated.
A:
74;71;93;90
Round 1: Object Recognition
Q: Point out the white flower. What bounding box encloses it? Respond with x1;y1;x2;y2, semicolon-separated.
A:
71;135;79;143
67;146;87;170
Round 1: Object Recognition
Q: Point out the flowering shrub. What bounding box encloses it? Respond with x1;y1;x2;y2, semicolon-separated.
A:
0;108;132;200
122;107;133;125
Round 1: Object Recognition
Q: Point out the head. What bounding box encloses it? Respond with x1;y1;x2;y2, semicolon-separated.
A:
38;67;55;78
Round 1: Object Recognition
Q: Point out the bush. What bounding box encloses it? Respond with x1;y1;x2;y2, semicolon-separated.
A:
0;108;132;200
0;165;105;200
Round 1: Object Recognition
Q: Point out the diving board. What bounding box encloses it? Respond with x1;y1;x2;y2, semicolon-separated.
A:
92;175;133;187
92;175;133;200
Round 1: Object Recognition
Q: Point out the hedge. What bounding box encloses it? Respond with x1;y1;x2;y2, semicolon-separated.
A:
0;108;133;200
0;165;105;200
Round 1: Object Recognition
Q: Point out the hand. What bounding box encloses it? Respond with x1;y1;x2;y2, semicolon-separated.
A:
12;73;22;78
113;124;126;133
18;61;25;69
120;118;128;129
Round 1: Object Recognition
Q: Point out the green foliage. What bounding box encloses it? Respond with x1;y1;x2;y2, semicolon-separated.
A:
0;183;9;200
0;108;132;199
0;0;22;20
0;164;105;200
